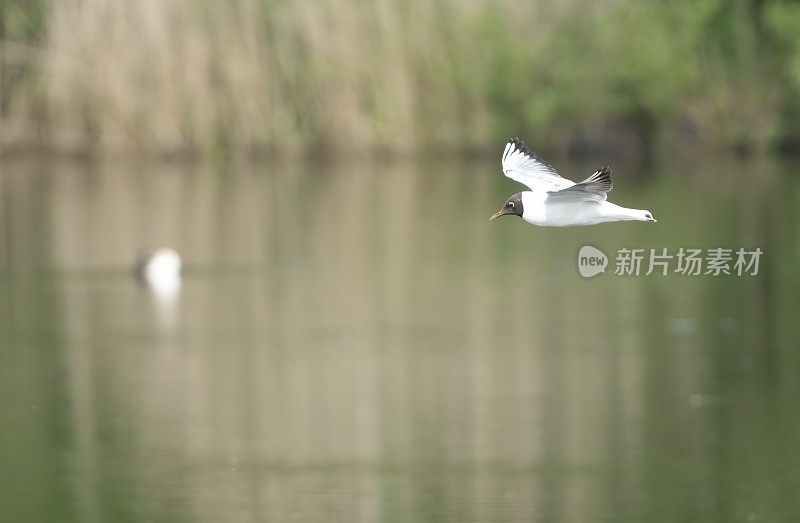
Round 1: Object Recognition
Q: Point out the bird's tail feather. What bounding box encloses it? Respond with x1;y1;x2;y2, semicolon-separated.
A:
605;206;656;222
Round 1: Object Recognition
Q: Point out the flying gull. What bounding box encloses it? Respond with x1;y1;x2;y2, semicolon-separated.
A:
490;138;656;226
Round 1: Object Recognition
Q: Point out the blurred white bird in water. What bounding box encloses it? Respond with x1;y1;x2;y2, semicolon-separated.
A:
490;138;657;226
135;248;182;296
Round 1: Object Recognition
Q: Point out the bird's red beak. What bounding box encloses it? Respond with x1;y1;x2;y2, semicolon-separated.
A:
490;210;504;221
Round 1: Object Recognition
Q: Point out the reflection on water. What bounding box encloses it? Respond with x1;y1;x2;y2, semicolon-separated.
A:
1;156;799;521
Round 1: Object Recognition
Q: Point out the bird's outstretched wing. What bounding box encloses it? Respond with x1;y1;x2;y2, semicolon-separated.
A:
501;138;574;192
546;167;613;202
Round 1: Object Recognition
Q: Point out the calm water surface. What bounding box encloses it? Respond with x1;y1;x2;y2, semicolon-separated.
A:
1;156;799;521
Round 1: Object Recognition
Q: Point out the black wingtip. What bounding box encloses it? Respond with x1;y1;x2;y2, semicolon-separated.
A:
506;137;528;160
578;166;613;192
510;137;531;156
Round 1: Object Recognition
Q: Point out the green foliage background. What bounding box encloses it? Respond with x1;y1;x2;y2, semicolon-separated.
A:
1;0;800;155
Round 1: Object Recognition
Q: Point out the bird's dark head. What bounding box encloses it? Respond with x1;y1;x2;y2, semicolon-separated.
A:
490;193;524;220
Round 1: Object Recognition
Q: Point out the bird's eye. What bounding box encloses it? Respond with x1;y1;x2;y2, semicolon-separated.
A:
508;202;514;208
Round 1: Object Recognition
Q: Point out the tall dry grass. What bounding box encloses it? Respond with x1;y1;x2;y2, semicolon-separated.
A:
4;0;517;155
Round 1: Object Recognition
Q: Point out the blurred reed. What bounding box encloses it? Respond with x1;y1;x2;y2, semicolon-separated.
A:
1;0;800;156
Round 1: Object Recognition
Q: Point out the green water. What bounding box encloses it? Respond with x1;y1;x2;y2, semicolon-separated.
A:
1;156;799;522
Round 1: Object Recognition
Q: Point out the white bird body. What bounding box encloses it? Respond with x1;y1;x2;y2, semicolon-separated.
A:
491;138;656;226
520;191;652;227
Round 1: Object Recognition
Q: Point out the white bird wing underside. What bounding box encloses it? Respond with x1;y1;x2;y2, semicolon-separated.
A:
501;138;574;192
